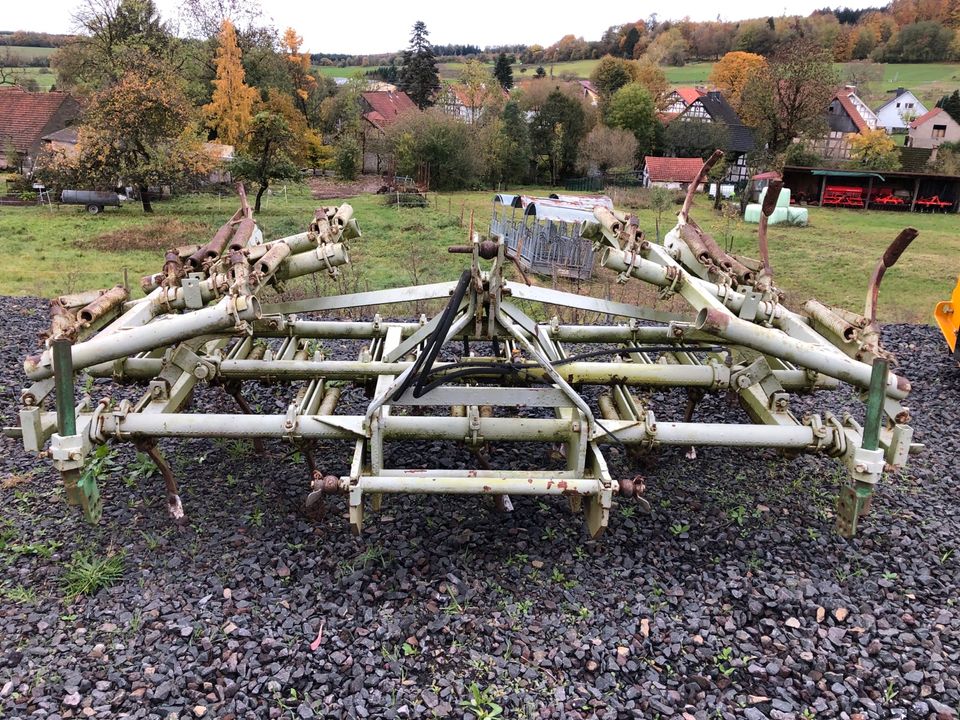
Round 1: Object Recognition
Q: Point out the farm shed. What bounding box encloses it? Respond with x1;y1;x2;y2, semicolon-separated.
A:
782;165;960;212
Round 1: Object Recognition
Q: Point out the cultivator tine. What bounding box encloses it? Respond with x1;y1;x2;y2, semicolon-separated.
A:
7;168;919;539
136;439;184;521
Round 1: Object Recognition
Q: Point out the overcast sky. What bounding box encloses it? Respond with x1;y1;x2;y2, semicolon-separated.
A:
5;0;882;54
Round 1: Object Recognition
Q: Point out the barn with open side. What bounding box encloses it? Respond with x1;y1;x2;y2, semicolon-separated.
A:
782;165;960;212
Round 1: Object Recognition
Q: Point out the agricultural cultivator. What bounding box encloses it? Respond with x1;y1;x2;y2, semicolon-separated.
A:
6;153;920;538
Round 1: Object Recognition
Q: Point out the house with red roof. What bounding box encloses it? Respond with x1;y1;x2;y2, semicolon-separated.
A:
358;90;418;174
642;156;708;191
663;87;705;116
906;107;960;150
436;84;507;123
0;86;80;173
813;85;880;160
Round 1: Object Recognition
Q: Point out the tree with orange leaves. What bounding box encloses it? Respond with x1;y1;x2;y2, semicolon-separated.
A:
63;63;212;212
203;20;257;147
708;51;767;114
281;27;316;116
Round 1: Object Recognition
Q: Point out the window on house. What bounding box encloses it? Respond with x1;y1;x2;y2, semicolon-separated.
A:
933;124;947;138
896;102;901;108
906;102;914;108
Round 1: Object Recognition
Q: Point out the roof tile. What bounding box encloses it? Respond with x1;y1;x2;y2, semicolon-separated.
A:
0;86;79;154
644;156;705;183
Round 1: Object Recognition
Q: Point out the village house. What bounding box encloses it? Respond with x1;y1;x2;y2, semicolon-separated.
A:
436;84;506;123
906;107;960;150
0;86;80;173
874;88;927;134
663;86;704;116
359;90;417;174
813;85;879;160
672;91;755;184
642;156;709;191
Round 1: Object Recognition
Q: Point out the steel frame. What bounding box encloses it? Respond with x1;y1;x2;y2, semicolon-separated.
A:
5;164;920;538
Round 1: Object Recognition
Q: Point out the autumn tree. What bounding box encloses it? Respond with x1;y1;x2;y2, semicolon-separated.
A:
848;128;901;170
577;126;638;174
281;27;317;116
633;60;668;108
202;20;256;147
456;59;497;124
493;53;514;90
66;65;211;212
646;28;690;66
708;51;767;114
398;20;440;109
605;83;658;162
740;40;839;152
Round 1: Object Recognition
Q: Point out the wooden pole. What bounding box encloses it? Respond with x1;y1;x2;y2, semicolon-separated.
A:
864;177;873;210
909;177;920;213
818;175;827;207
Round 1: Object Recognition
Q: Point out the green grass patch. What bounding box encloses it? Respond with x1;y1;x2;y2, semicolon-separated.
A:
62;550;125;598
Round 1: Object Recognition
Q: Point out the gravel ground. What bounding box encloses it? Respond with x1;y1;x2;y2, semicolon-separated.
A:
1;294;960;720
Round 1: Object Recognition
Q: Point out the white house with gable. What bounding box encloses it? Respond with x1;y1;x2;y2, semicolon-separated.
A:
874;88;927;134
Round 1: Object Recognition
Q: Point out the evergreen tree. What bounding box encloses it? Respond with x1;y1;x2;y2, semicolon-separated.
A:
937;90;960;124
534;66;546;79
493;53;514;90
398;20;440;109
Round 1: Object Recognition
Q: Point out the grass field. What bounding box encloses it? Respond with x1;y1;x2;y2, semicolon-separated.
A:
0;45;56;61
0;183;954;324
0;66;56;89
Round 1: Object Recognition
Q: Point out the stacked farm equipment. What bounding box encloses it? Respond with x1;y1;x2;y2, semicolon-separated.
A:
5;158;920;539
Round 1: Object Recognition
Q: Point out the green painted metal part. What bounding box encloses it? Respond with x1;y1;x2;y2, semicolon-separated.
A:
52;339;75;437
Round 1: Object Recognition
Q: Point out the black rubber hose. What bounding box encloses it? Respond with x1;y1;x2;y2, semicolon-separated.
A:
391;269;472;401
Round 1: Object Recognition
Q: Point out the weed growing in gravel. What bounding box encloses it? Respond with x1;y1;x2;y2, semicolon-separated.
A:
940;549;954;565
129;608;142;633
669;522;690;536
141;531;162;550
442;587;464;615
80;445;118;493
883;681;898;704
62;550;125;598
2;584;37;604
620;505;636;518
8;539;61;558
541;526;558;540
550;567;566;584
248;508;265;527
459;683;503;719
124;452;157;488
713;647;735;677
882;570;899;580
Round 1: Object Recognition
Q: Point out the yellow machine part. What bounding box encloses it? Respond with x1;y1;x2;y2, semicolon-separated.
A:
934;274;960;355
